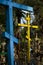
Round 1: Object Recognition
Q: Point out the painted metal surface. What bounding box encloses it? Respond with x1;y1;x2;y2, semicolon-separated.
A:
0;0;33;11
0;0;33;65
18;14;38;62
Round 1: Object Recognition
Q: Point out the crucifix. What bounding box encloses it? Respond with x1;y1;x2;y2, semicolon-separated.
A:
18;13;39;62
0;0;33;65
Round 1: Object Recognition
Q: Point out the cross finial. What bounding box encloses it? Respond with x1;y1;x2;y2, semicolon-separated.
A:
26;13;31;21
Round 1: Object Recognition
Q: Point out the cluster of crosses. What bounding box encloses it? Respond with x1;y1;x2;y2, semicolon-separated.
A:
0;0;38;65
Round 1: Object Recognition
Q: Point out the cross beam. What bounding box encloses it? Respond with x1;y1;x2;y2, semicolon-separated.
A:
0;0;33;12
18;14;39;62
18;24;38;28
2;32;18;43
0;0;33;65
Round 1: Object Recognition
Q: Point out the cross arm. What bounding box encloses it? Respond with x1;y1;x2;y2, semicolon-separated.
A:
2;32;10;39
18;24;39;28
0;1;33;12
13;37;18;44
12;2;33;12
2;32;18;44
35;37;40;40
18;23;28;27
0;1;9;6
26;35;32;41
31;25;39;28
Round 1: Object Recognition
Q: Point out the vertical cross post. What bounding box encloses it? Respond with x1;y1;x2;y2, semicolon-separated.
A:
1;0;18;65
6;0;14;65
5;0;19;65
5;0;18;65
26;14;31;62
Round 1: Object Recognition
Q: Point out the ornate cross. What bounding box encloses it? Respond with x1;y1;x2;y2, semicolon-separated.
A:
18;14;38;62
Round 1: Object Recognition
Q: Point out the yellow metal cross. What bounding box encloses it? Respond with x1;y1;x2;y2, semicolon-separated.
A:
18;13;38;62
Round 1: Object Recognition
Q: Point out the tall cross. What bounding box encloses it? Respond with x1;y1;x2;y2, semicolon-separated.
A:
0;0;33;65
18;14;39;62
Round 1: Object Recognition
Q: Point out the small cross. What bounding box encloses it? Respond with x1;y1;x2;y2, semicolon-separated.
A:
18;13;39;62
35;33;40;41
